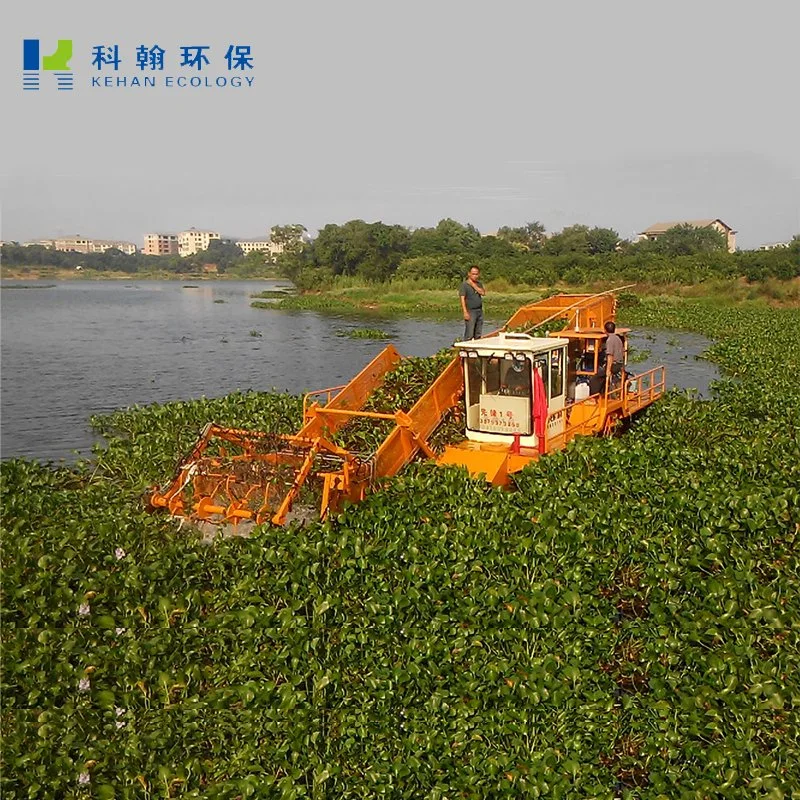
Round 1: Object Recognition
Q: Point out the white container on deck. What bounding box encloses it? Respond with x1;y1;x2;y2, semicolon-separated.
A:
574;382;590;401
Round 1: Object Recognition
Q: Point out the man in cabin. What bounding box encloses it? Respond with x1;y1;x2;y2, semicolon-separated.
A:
502;360;529;397
459;265;485;340
603;320;625;388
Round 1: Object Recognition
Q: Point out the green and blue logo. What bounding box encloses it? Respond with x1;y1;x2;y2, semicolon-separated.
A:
23;39;73;90
22;40;255;93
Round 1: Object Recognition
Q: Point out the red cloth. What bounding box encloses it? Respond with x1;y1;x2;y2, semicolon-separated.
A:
533;367;547;447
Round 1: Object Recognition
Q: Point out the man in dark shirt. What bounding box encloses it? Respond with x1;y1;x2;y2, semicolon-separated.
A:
604;320;625;388
459;266;485;340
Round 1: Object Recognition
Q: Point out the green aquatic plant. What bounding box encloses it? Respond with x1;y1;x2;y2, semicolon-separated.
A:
627;347;652;364
336;327;392;340
251;289;296;299
2;300;799;796
1;283;57;289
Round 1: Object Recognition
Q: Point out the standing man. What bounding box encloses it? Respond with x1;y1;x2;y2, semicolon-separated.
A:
459;265;485;340
603;320;625;388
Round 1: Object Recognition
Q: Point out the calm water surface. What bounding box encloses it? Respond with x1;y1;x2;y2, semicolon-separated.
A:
0;280;720;462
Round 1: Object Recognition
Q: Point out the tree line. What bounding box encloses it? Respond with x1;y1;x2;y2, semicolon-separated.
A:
3;220;798;286
275;219;799;288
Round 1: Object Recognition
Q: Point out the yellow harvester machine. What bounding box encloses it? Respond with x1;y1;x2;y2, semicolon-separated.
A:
148;290;665;526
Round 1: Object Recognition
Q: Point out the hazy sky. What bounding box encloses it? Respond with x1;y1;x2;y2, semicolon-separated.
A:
2;0;798;249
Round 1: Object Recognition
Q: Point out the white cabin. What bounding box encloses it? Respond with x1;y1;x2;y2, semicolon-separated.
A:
455;333;567;449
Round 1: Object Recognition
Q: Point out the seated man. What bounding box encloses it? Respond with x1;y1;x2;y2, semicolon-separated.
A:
501;362;530;396
603;321;625;390
589;371;606;395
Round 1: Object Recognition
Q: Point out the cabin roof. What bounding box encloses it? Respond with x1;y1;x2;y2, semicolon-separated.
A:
454;333;566;354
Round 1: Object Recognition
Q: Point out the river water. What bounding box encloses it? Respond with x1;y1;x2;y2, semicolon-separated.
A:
0;280;721;462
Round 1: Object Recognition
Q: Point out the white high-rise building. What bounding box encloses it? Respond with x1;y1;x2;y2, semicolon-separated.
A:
178;228;220;257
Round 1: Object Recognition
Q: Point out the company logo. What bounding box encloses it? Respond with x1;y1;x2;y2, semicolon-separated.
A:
22;40;255;93
88;44;255;90
23;39;74;91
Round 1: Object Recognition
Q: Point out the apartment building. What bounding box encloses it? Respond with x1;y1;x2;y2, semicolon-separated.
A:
144;233;179;256
235;239;272;255
54;236;93;254
40;236;137;255
178;228;220;257
90;240;137;255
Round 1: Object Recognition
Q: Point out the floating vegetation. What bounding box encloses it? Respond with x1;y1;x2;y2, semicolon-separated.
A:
333;351;455;453
1;284;56;289
337;327;392;340
251;289;296;299
3;301;799;796
627;347;652;364
249;330;262;337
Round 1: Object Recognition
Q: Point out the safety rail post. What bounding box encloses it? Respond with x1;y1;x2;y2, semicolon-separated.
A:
623;365;666;415
544;393;608;454
542;406;563;453
302;383;349;422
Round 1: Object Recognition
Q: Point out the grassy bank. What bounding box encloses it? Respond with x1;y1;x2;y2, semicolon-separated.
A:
252;276;800;319
255;285;542;319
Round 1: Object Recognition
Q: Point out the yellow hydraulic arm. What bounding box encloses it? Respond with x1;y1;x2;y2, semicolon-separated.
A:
500;288;627;336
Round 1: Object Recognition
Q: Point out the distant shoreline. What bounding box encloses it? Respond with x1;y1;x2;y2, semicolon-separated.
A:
0;267;281;281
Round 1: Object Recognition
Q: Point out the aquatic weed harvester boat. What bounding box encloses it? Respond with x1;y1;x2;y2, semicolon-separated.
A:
148;289;665;526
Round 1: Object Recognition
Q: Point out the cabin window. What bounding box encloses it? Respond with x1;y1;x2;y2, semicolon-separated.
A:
466;356;485;408
463;355;532;436
550;348;564;399
534;355;548;395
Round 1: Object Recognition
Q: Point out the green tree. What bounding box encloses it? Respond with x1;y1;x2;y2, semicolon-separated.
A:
543;225;619;256
409;219;481;256
474;235;518;259
228;249;274;278
308;220;410;280
313;221;369;276
544;225;591;255
647;224;728;256
586;227;620;255
496;220;547;251
271;225;310;283
193;239;244;273
270;224;307;252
